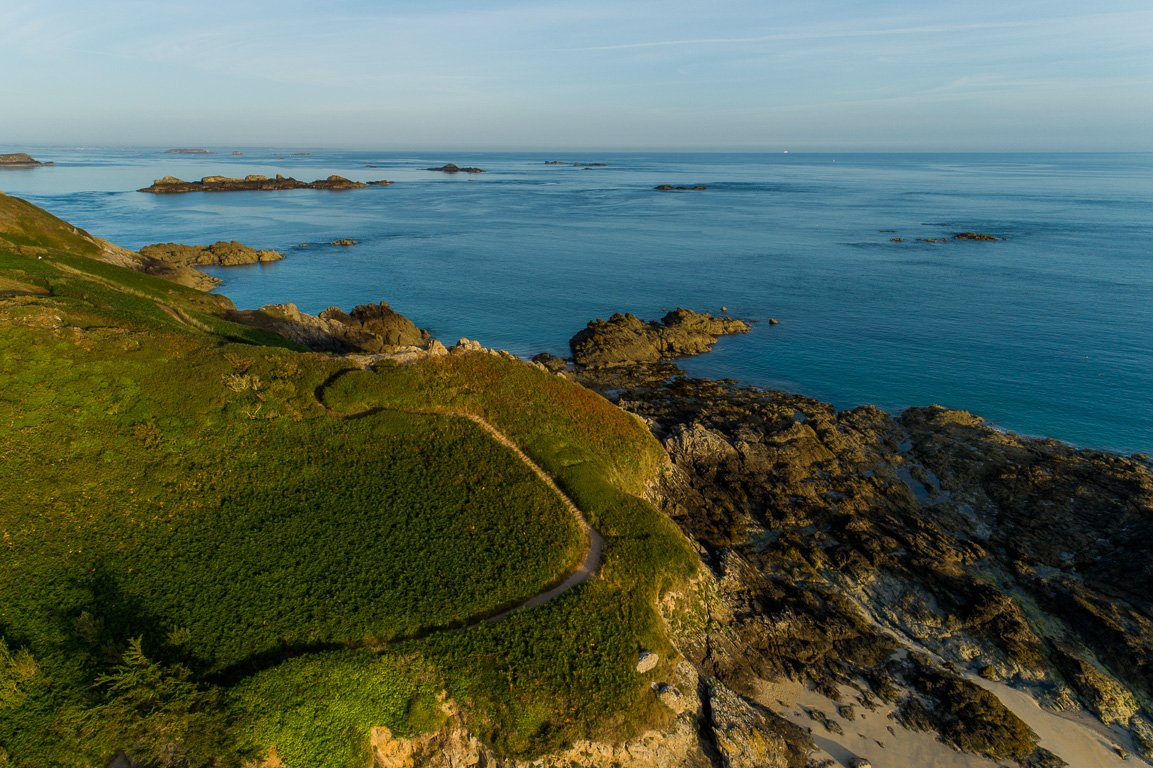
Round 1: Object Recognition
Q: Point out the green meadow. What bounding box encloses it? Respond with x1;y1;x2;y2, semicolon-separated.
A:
0;193;696;767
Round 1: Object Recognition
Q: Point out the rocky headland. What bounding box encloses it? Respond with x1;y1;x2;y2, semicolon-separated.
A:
138;174;368;193
0;152;54;167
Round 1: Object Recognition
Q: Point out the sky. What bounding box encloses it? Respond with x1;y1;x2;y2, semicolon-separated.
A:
2;0;1152;151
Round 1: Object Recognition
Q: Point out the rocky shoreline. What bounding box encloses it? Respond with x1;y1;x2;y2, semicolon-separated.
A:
273;300;1152;767
554;316;1153;768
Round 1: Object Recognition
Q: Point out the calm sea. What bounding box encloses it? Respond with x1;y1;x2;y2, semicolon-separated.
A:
4;148;1151;455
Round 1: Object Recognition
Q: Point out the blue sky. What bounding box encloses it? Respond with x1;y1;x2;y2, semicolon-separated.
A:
3;0;1151;151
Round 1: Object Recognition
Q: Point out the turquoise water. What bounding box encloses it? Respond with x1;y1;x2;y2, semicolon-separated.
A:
4;148;1151;455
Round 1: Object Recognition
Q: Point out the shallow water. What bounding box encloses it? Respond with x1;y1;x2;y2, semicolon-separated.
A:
4;148;1151;454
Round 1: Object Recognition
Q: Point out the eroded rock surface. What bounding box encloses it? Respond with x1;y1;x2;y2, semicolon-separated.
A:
573;361;1153;766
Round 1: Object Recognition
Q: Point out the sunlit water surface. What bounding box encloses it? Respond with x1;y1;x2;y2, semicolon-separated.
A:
5;148;1151;454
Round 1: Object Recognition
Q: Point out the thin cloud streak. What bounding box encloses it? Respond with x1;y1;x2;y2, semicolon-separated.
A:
560;20;1033;51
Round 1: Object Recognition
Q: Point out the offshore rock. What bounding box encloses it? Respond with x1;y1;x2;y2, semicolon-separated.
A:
570;308;750;366
954;232;999;241
0;152;54;167
426;163;485;174
139;241;283;266
138;174;366;193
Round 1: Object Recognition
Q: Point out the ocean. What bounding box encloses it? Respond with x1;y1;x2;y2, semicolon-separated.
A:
3;148;1151;455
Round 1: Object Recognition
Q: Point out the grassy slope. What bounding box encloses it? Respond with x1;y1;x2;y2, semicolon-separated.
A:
0;194;696;767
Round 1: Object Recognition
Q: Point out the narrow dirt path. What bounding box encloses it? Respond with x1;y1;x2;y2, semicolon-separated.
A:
315;371;605;626
453;412;603;624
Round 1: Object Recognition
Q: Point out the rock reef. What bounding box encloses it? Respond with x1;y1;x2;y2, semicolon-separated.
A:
569;308;751;366
655;185;707;191
138;174;367;193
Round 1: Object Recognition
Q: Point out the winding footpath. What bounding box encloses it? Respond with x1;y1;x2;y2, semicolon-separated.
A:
455;411;603;624
316;373;605;628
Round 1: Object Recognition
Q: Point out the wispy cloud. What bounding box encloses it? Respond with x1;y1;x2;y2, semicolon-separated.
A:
560;21;1033;51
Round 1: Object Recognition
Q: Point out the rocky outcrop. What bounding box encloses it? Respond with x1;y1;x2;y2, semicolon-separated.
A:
0;153;53;167
569;309;750;366
224;301;433;354
954;232;999;241
139;241;283;266
138;175;366;193
572;357;1153;767
425;163;485;174
79;239;284;291
655;185;707;191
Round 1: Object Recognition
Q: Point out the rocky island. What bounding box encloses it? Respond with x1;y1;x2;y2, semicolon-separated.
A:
0;152;54;167
164;148;212;154
137;174;369;193
655;184;707;191
425;163;485;173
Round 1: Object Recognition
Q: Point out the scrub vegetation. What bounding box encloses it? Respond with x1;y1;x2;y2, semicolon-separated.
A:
0;194;696;767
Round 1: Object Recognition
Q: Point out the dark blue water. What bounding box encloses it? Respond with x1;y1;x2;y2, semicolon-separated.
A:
4;148;1151;455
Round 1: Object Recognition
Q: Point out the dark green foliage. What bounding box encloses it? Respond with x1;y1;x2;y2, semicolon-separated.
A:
79;638;247;768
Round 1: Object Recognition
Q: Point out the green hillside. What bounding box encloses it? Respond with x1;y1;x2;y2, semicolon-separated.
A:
0;193;696;767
